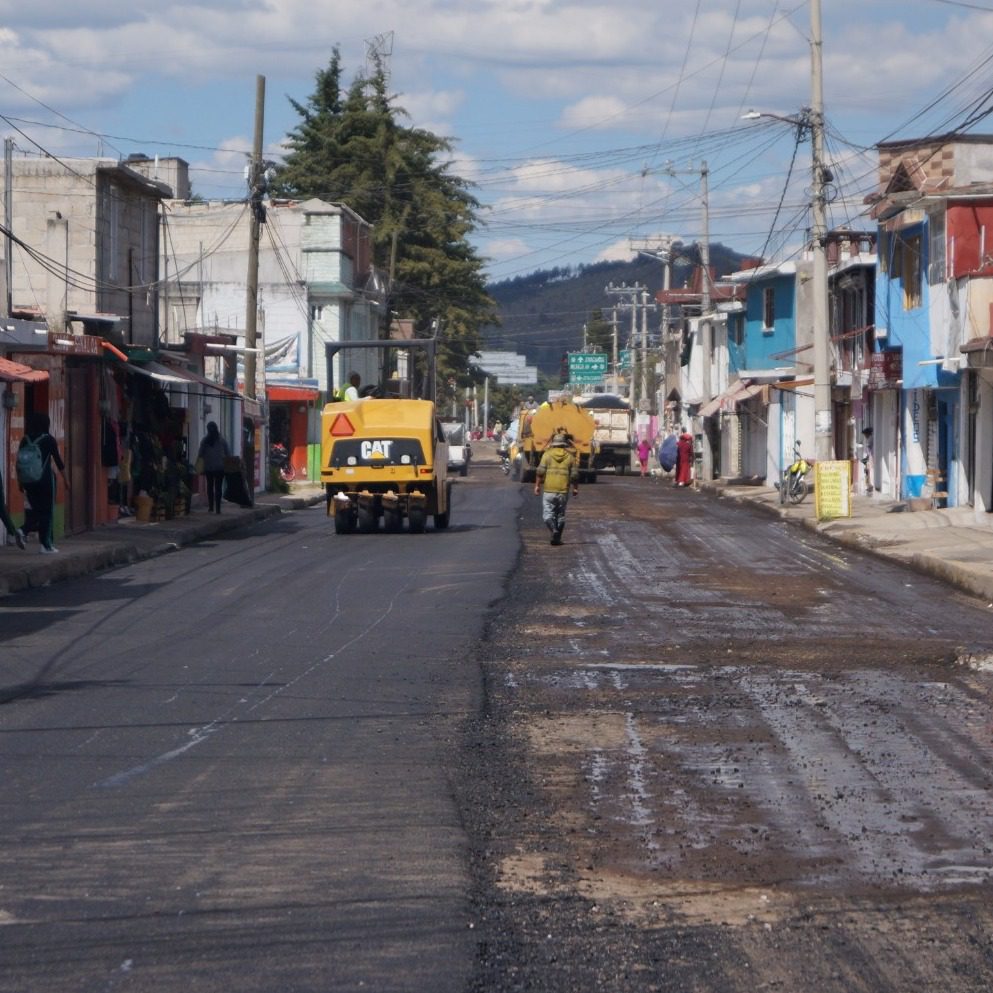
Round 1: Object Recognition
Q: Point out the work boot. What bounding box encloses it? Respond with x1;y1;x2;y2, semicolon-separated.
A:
551;529;563;546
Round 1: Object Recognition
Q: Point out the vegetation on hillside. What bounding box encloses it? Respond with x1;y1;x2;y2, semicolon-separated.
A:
482;246;750;379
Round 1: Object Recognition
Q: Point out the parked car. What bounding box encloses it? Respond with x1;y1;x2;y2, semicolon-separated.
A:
441;421;471;476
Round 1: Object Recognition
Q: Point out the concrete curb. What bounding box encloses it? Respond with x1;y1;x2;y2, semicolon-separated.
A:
708;483;993;604
0;504;282;597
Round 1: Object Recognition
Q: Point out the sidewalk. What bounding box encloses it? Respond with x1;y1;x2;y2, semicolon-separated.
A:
705;479;993;603
0;484;326;597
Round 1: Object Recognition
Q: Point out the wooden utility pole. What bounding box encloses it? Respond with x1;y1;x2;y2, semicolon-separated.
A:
244;75;265;401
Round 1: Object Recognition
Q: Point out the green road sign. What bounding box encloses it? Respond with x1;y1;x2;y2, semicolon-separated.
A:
568;352;607;383
620;349;632;369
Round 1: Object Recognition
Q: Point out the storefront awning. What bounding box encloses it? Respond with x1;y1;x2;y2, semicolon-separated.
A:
768;377;815;392
0;356;49;383
698;379;756;417
128;360;239;398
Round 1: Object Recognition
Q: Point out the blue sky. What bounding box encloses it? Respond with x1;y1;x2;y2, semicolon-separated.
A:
2;0;993;283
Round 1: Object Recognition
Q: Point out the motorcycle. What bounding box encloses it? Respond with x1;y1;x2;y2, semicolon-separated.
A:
779;442;812;505
270;442;296;482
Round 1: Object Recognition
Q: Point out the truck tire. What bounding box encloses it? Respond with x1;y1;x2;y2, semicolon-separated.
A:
383;505;403;532
408;505;427;533
357;504;378;533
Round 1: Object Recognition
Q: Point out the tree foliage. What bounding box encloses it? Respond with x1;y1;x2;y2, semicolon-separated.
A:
273;50;496;382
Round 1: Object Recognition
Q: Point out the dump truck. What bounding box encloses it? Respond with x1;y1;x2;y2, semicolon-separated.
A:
518;397;597;484
321;338;452;534
576;393;634;474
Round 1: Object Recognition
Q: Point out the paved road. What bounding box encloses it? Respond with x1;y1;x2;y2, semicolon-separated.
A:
0;478;521;993
462;467;993;992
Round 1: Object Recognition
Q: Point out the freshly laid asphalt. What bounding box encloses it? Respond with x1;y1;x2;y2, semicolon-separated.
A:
2;449;993;604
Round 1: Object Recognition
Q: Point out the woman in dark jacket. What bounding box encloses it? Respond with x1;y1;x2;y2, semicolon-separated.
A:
19;412;68;554
197;421;230;514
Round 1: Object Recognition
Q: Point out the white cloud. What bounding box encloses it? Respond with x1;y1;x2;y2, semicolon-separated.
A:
594;239;636;263
483;237;531;260
558;96;628;131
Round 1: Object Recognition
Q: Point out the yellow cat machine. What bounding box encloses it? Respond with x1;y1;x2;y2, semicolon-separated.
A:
518;396;598;484
321;338;452;534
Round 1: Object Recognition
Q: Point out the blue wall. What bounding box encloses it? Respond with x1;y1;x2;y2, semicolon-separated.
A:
876;220;939;390
743;274;796;371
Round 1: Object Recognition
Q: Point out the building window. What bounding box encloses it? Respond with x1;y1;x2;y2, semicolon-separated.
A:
928;213;945;285
311;304;324;321
901;235;922;310
762;287;775;330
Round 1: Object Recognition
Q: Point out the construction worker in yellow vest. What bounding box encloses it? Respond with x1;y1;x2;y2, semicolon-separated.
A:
533;432;579;546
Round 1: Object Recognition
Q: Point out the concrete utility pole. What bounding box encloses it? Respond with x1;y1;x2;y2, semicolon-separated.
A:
244;75;266;402
743;2;831;463
606;283;646;404
810;0;832;463
4;138;12;318
640;288;650;410
631;235;680;418
610;309;619;393
662;161;712;477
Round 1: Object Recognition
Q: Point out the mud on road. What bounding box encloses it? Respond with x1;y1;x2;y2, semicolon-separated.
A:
458;471;993;992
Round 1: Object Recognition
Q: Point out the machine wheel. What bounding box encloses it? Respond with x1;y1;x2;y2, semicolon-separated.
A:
383;505;403;532
333;506;355;534
408;505;427;533
434;483;453;529
618;461;628;475
357;504;378;533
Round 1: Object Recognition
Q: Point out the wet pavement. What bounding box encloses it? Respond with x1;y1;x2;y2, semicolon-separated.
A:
2;448;991;604
458;462;993;992
0;486;324;597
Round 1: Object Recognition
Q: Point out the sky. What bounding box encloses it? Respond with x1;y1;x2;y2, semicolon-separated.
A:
3;0;993;285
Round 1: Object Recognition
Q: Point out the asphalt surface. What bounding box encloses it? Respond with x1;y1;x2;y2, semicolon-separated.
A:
0;477;522;992
458;462;993;993
2;445;992;603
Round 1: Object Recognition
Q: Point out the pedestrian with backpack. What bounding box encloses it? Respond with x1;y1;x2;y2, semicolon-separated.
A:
17;412;68;554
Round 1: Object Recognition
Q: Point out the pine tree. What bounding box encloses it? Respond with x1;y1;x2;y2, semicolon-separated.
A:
273;50;496;383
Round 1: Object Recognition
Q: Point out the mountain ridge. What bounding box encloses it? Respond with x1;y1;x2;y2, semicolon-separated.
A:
482;244;752;377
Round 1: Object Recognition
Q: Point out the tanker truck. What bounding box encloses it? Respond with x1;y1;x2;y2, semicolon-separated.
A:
518;397;598;484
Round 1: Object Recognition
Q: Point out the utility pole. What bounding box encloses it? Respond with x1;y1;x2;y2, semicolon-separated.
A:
640;289;648;408
244;75;266;402
610;308;619;393
606;283;645;404
660;162;712;477
631;235;680;422
810;0;832;463
3;138;12;318
698;162;713;480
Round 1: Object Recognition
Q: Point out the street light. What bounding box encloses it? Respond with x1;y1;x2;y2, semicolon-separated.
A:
742;100;833;464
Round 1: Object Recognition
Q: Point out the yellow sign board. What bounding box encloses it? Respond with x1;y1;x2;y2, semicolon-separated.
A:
814;460;852;521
